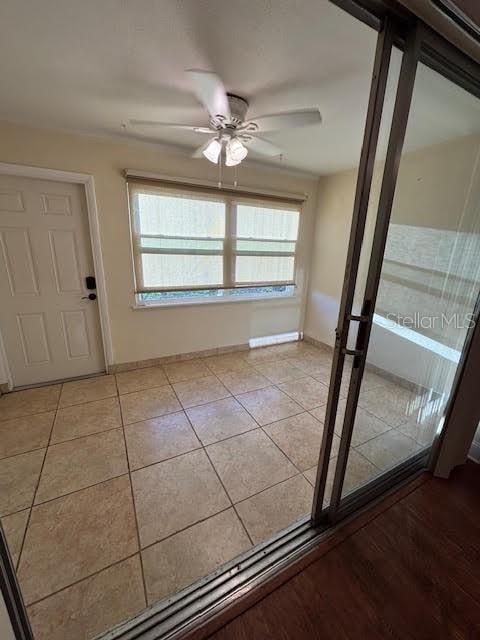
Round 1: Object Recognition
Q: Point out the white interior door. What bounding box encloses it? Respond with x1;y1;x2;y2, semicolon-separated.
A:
0;175;105;387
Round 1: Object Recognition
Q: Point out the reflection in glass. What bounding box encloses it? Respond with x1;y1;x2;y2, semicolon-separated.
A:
337;62;480;500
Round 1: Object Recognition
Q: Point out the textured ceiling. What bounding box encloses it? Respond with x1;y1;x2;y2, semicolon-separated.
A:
0;0;479;175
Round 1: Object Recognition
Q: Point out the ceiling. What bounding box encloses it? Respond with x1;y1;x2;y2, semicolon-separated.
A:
0;0;479;176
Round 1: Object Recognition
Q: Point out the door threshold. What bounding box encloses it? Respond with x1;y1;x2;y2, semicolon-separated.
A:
8;371;107;393
99;470;428;640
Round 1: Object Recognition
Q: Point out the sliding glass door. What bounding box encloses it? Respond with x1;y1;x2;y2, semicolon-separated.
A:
314;18;480;523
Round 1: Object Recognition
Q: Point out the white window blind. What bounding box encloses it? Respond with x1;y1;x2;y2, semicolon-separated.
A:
128;181;302;294
234;203;299;285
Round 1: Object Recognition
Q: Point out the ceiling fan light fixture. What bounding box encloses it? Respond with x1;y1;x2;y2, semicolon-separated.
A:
225;137;248;166
202;138;222;163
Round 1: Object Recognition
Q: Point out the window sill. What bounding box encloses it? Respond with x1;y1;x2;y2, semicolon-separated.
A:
132;292;299;310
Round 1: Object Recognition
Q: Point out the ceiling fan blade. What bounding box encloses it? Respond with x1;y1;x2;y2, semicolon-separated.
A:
244;136;283;157
129;120;212;133
248;109;321;132
186;70;231;121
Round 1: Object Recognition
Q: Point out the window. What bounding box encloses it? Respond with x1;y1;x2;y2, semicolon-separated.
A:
128;181;302;304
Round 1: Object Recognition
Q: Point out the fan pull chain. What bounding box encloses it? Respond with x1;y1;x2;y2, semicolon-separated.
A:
234;163;238;188
218;146;223;188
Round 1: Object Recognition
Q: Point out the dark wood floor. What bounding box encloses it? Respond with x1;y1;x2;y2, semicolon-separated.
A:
208;462;480;640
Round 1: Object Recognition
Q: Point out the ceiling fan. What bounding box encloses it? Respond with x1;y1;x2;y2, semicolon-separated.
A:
129;70;322;167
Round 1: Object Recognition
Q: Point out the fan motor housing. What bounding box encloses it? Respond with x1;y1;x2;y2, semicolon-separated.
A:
227;93;249;125
207;93;249;130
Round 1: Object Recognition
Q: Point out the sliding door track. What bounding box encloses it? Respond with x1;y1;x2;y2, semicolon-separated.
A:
99;517;320;640
99;453;427;640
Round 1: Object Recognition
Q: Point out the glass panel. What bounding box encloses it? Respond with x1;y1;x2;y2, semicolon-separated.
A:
135;192;225;237
235;239;296;253
337;60;480;500
318;46;404;508
140;237;224;252
236;204;299;240
141;254;223;288
235;255;295;283
138;284;295;304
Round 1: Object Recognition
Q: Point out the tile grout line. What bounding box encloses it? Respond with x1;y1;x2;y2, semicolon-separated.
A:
37;422;123;450
226;381;388;502
170;375;256;547
15;385;63;574
167;379;254;547
0;406;58;426
1;377;416;516
238;398;307;429
39;425;125;453
229;381;307;474
140;505;234;552
203;372;308;542
275;377;330;409
24;551;141;609
1;394;320;463
210;373;319;482
232;470;308;510
23;476;275;612
173;386;233;412
114;375;149;610
17;471;385;606
0;444;54;464
1;346;429;617
6;364;420;604
5;443;310;525
4;421;392;521
259;423;305;476
0;410;336;518
25;471;131;510
233;395;313;493
20;464;310;613
204;445;254;548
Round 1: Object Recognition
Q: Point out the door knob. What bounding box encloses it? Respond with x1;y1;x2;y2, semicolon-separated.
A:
82;293;97;300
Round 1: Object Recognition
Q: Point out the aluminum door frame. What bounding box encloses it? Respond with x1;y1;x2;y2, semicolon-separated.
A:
312;9;480;525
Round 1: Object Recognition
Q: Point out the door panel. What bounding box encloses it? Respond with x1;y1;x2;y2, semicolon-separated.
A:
320;44;408;509
0;188;25;212
346;60;480;483
61;310;92;359
312;21;405;520
0;175;104;386
17;312;51;365
48;229;83;293
317;25;480;522
1;228;39;295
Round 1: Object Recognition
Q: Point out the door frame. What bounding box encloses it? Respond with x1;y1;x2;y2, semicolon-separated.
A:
315;22;423;525
0;163;113;389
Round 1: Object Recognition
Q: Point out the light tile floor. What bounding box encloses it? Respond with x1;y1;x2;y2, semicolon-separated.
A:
0;340;437;640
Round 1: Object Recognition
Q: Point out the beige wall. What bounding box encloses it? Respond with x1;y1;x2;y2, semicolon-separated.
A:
305;134;480;351
304;167;358;347
0;121;319;368
305;132;480;407
392;134;480;232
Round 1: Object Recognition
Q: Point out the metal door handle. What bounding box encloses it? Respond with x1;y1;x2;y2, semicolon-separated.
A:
351;300;372;367
342;348;363;357
340;312;370;359
82;293;97;300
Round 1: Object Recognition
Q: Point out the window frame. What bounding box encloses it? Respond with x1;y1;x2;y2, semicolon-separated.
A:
127;181;303;304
